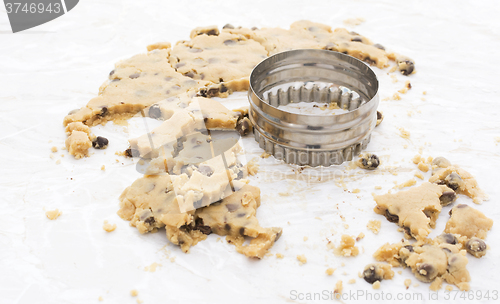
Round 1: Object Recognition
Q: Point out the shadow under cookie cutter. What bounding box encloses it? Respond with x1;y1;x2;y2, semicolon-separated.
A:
248;49;379;166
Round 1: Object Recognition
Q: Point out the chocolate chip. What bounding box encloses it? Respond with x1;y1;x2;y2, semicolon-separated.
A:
416;263;437;282
377;111;382;120
144;217;155;225
439;191;457;206
403;226;412;237
109;70;115;76
223;24;235;29
223;39;237;46
189;48;203;53
99;107;108;117
236;117;251;136
239;227;245;236
193;199;203;209
445;173;463;191
437;233;458;245
359;154;380;170
351;37;363;42
373;43;385;50
220;84;228;93
125;148;139;158
432;156;451;169
349;31;359;35
176;63;186;69
185;71;195;78
129;73;140;79
385;209;399;223
364;58;376;66
198;164;213;177
403;245;414;252
147;104;162;119
112;78;120;82
92;136;109;149
397;59;415;76
68;108;79;115
226;203;239;212
362;264;382;284
466;237;487;258
251;27;258;31
237;212;246;218
165;76;173;81
224;224;231;231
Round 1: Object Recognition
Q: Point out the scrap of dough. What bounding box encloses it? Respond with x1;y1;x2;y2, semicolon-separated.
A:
45;209;62;220
445;204;493;239
429;165;487;204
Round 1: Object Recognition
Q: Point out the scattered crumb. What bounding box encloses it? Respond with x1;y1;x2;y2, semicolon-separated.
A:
445;285;453;291
48;140;52;143
348;279;356;284
260;152;271;158
403;144;408;149
332;235;359;257
51;146;58;153
341;262;345;267
398;270;403;275
495;136;500;144
343;224;349;229
246;158;259;176
413;283;420;287
372;281;381;289
414;172;424;180
398;81;412;94
422;91;427;95
144;262;161;272
98;296;103;301
399;127;410;139
315;216;322;220
276;253;284;259
343;17;365;26
136;300;143;304
392;93;401;100
334;280;343;299
45;209;62;220
356;232;365;241
430;277;443;291
50;154;55;159
404;279;412;289
358;271;363;278
297;254;307;265
352;188;360;193
389;65;398;73
170;257;176;263
395;179;416;189
303;236;308;242
390;74;398;83
278;192;291;196
374;186;382;190
55;159;61;165
130;289;138;297
367;220;381;234
417;162;429;172
60;154;65;157
421;97;426;101
101;165;105;171
103;220;117;232
326;268;336;276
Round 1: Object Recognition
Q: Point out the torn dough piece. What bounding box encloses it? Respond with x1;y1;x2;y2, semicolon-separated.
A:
374;182;453;240
429;165;487;204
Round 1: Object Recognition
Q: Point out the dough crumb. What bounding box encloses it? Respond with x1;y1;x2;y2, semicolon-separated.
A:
297;254;307;265
352;188;360;193
398;270;403;275
101;165;105;171
356;232;365;241
445;285;453;291
130;289;138;297
303;236;308;242
418;162;429;172
412;154;422;164
246;159;259;176
348;279;356;284
46;209;62;220
51;146;58;152
55;159;61;165
367;220;381;234
326;268;336;276
103;220;117;232
372;281;381;289
404;279;412;289
144;262;162;272
414;172;424;180
98;296;103;301
343;17;365;26
260;152;271;158
136;300;143;304
392;93;402;100
333;235;359;257
334;280;343;299
395;179;416;189
276;253;284;259
399;127;410;139
374;186;382;190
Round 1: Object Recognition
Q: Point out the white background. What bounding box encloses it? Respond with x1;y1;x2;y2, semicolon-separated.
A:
1;1;500;303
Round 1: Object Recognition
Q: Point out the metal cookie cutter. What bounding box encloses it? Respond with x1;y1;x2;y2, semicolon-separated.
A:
248;49;379;166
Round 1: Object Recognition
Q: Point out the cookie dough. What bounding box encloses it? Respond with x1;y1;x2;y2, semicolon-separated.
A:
357;153;380;170
169;32;267;96
445;204;493;240
332;234;359;257
65;130;92;159
374;182;453;240
119;179;281;258
429;163;488;203
362;263;394;284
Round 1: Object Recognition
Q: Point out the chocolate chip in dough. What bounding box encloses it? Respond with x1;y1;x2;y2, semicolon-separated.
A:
223;24;235;29
466;237;487;258
223;39;237;46
148;104;162;119
351;36;363;42
416;263;438;282
109;70;115;76
236;117;252;136
397;59;415;76
99;107;108;117
444;173;464;191
198;164;213;177
92;136;109;149
129;73;140;79
125;147;139;158
373;43;385;51
376;111;384;126
144;217;155;225
439;191;457;206
358;154;380;170
385;209;399;223
362;264;383;284
194;218;212;235
436;233;458;245
432;156;451;169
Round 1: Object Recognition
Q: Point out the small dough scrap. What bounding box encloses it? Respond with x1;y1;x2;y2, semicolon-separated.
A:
65;131;92;159
445;204;493;240
65;121;91;137
362;263;394;284
374;182;451;240
45;209;62;220
333;234;359;257
296;254;307;265
367;220;381;234
103;221;117;232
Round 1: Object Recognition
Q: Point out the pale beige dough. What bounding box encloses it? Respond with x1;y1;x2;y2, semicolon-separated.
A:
374;182;452;240
65;131;92;159
445;204;493;240
332;234;359;257
45;209;62;220
429;165;487;203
